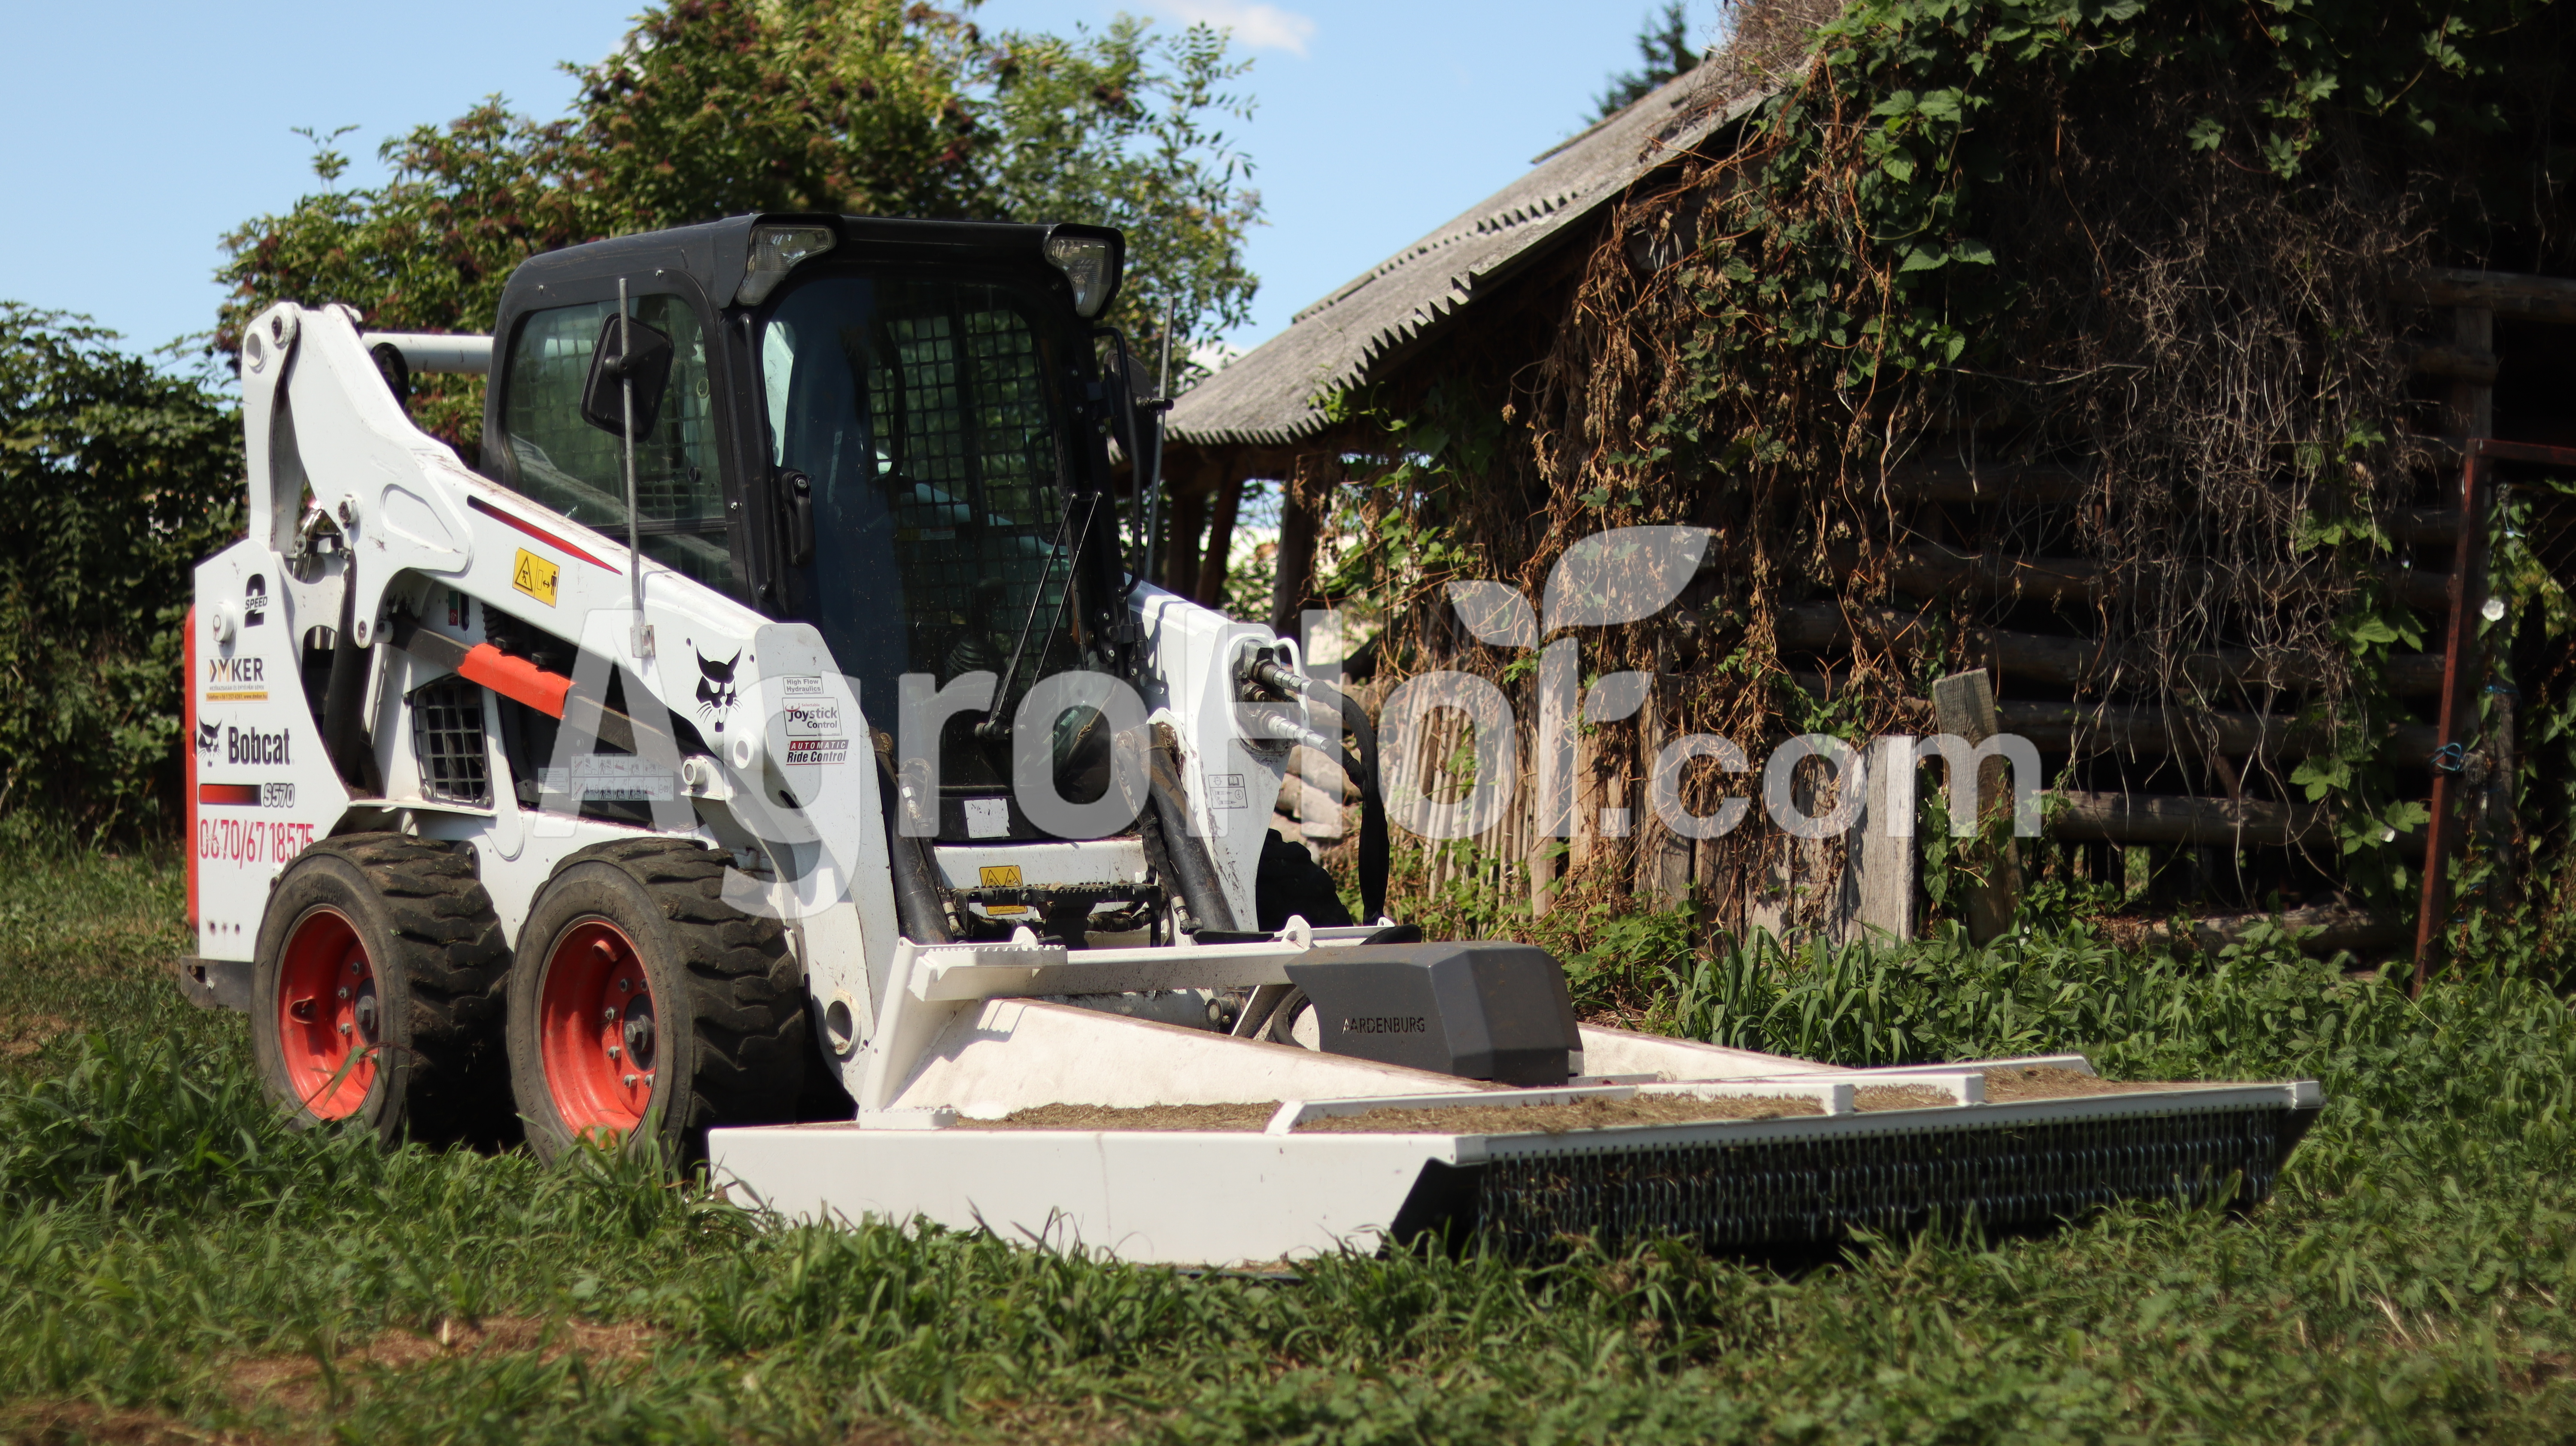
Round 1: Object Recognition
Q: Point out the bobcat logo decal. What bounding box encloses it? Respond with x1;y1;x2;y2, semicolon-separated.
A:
195;719;221;757
695;650;741;734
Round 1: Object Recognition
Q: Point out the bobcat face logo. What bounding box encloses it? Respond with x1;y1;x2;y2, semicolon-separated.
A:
695;650;740;734
195;719;221;757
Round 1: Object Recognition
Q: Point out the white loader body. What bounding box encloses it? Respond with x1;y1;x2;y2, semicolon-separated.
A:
189;246;2321;1267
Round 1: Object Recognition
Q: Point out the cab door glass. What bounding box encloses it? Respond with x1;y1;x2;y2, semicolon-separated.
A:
760;274;1072;735
500;296;738;595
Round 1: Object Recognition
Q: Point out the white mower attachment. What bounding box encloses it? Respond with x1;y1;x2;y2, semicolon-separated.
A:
711;926;2325;1266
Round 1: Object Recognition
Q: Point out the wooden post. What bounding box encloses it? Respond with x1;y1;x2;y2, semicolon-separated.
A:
1163;486;1207;598
1637;675;1693;910
1832;734;1917;943
1525;709;1559;918
2450;306;2496;440
1269;463;1324;638
1195;466;1245;607
1932;668;2021;942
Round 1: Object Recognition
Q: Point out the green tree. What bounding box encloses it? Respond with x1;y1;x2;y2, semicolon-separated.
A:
0;308;243;836
218;0;1259;451
1596;1;1704;118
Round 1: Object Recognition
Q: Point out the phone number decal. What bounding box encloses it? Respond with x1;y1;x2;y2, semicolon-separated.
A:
197;817;316;866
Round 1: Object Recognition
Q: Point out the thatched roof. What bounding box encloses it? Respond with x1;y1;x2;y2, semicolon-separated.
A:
1167;67;1777;449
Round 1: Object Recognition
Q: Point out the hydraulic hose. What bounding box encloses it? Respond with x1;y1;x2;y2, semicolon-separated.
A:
1145;732;1239;934
870;734;953;945
318;576;381;794
1251;663;1387;924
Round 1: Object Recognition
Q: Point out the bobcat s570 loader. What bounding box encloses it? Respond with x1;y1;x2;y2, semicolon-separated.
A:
179;213;2321;1264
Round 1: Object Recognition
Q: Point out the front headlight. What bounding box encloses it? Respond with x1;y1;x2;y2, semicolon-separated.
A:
736;224;838;306
1044;233;1120;317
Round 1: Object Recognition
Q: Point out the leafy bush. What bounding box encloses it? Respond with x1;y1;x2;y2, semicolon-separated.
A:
0;309;240;837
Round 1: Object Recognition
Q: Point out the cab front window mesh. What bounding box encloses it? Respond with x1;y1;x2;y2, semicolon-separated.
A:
760;275;1074;715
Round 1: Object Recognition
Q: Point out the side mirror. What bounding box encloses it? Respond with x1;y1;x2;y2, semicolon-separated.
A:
580;312;674;436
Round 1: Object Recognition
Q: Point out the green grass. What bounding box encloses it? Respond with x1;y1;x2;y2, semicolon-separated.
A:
5;848;2576;1441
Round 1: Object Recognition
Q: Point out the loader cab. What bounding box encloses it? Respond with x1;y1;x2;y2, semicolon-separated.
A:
481;213;1136;846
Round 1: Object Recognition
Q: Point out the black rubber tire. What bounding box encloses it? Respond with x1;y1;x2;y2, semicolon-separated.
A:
506;838;806;1166
1256;829;1356;931
1260;985;1318;1048
249;833;512;1145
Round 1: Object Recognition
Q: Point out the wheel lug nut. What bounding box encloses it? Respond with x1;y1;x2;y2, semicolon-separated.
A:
338;1022;352;1036
603;1008;618;1023
618;978;633;993
337;987;351;1000
606;1045;620;1059
623;1074;638;1088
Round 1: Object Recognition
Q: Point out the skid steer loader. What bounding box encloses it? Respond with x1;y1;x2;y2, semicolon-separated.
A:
177;213;2322;1263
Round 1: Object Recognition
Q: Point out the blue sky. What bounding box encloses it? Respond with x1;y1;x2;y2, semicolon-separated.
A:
0;0;1726;363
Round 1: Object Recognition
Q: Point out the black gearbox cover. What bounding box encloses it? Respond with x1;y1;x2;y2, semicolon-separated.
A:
1284;942;1580;1086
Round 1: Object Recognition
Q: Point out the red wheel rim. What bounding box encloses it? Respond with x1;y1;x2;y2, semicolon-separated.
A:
275;907;378;1119
538;919;657;1139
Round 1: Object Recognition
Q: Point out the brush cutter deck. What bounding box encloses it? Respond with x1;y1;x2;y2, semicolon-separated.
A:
712;932;2324;1264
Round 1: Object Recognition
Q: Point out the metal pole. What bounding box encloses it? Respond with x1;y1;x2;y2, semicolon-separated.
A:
2414;443;2488;993
620;278;652;659
1141;301;1173;589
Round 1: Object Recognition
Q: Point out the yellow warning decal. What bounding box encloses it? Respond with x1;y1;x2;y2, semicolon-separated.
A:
979;865;1024;888
511;549;560;606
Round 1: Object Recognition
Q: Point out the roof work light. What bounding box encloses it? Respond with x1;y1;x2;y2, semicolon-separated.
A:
1044;231;1122;318
736;224;838;306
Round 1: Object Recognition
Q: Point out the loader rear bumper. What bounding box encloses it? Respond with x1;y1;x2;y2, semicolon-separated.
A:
708;1079;2323;1265
174;956;252;1013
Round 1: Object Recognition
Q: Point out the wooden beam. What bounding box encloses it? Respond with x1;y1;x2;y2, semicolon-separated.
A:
2389;506;2459;545
1884;461;2091;505
1835;541;2452;612
1777;601;2446;694
1997;701;2440;762
2414;344;2500;386
2398;267;2576;326
2133;904;2411;957
2050;791;2325;846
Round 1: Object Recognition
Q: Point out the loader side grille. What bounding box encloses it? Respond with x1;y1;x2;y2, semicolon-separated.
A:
408;678;491;808
1457;1106;2314;1258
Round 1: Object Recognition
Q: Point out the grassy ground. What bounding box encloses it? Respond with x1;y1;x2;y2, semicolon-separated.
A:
4;848;2576;1443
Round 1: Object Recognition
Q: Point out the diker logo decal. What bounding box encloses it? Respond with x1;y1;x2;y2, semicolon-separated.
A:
206;655;267;702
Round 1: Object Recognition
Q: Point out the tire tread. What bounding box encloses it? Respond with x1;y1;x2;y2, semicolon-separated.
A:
553;838;805;1149
278;832;510;1142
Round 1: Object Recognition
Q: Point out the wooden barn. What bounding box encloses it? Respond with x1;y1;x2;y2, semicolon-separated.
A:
1152;5;2576;978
